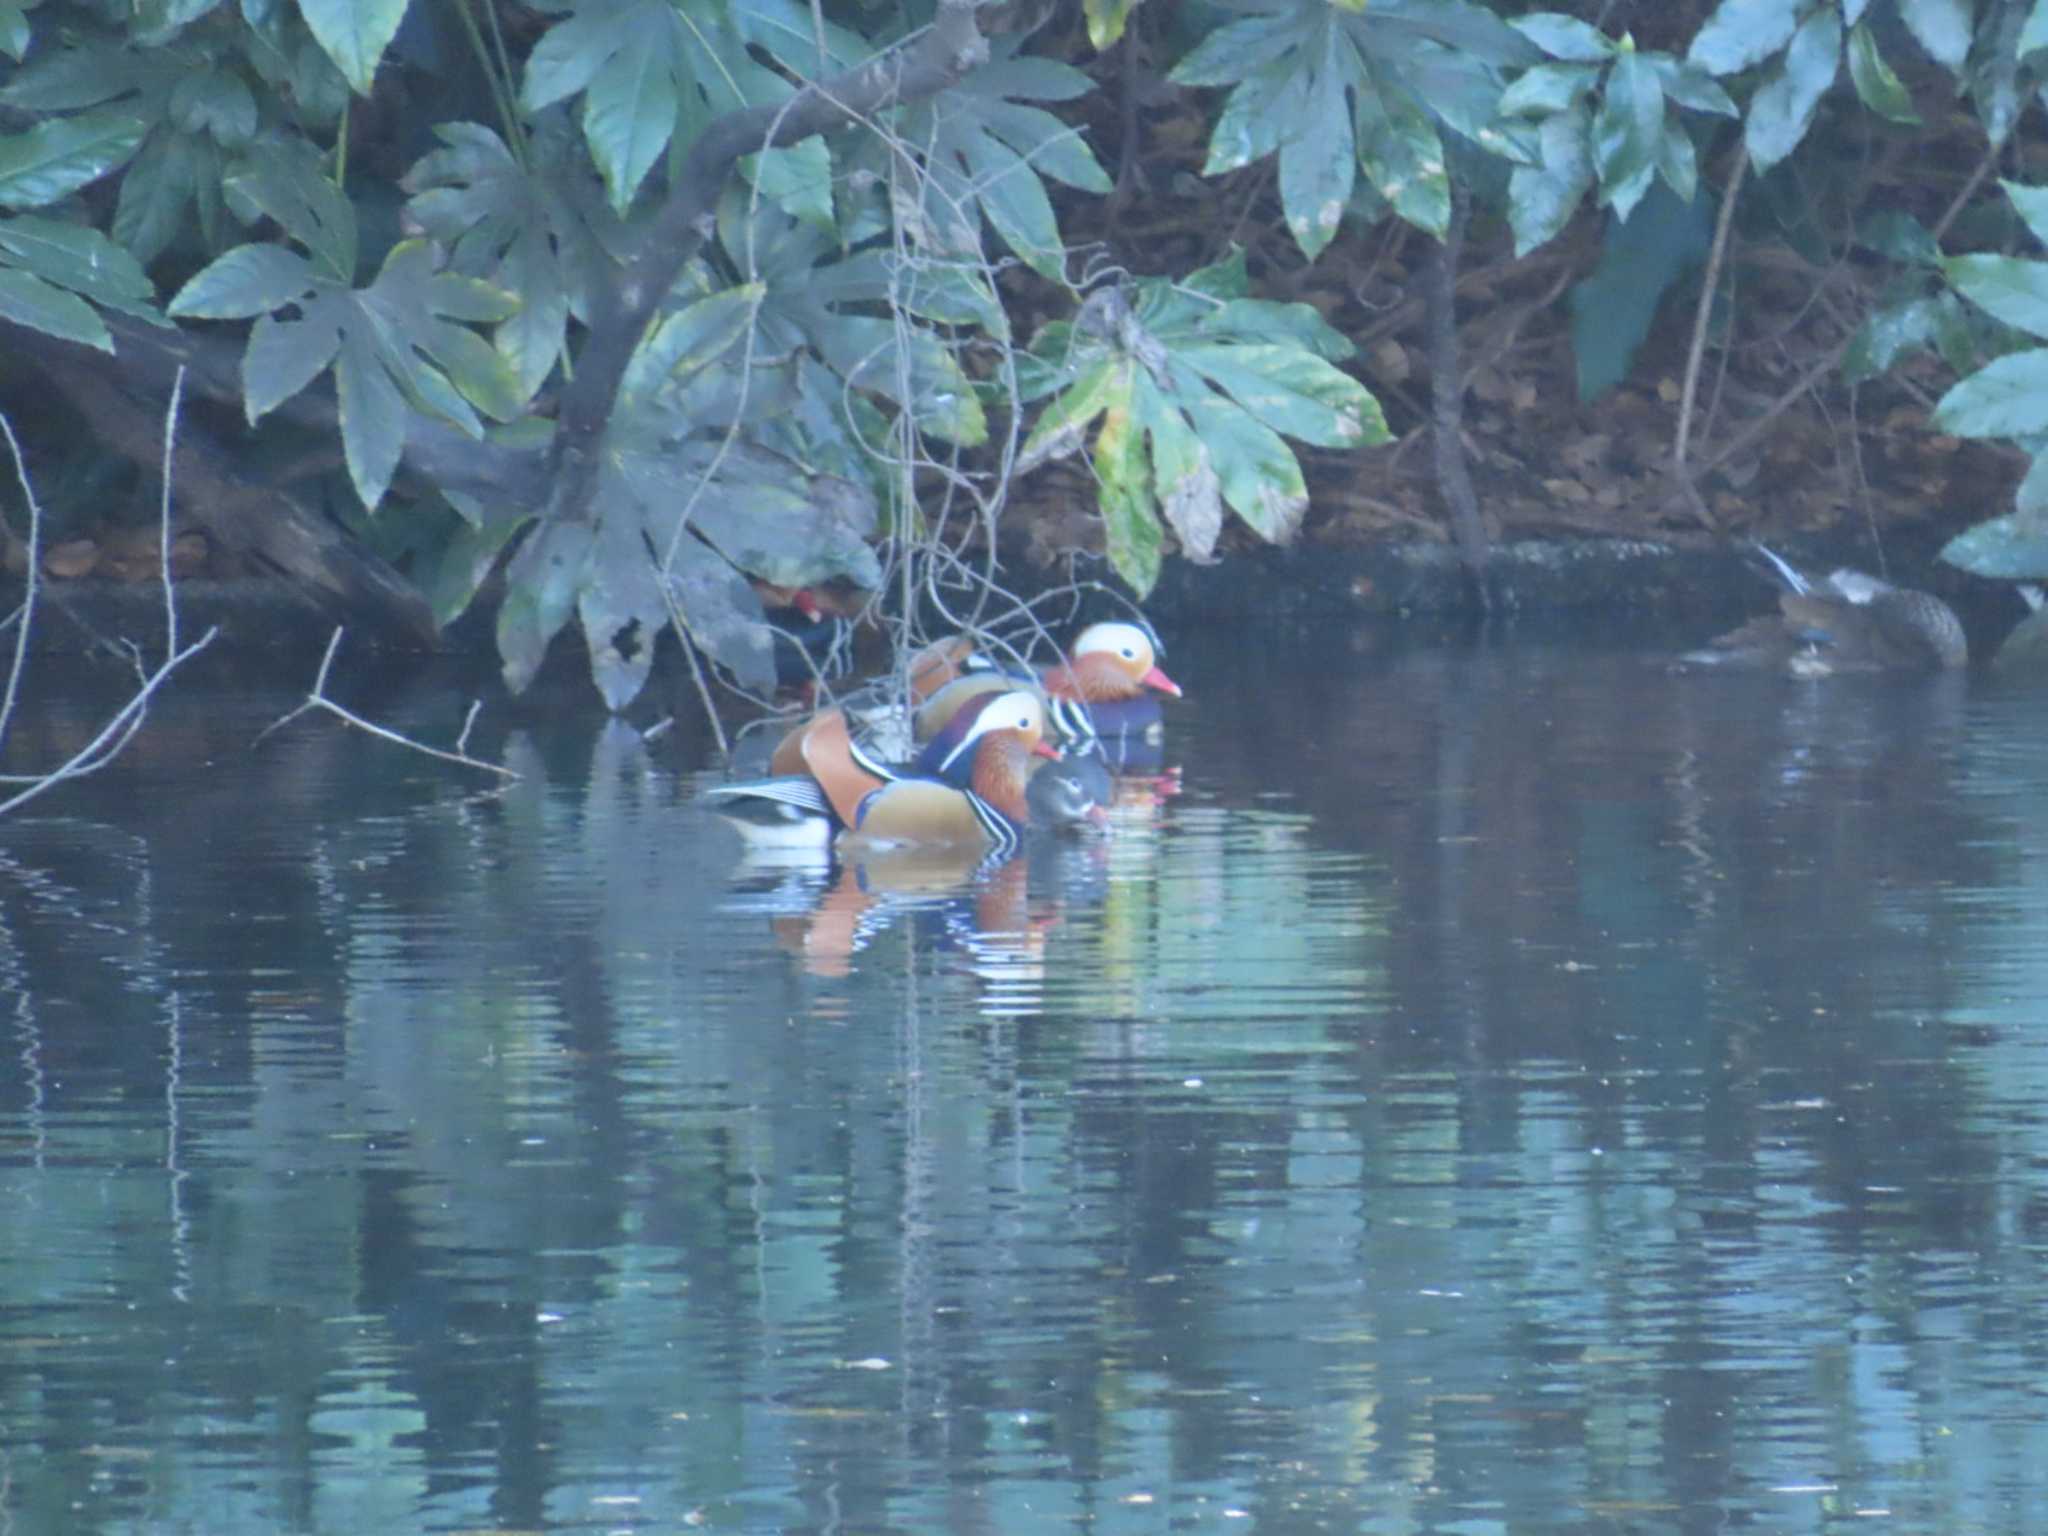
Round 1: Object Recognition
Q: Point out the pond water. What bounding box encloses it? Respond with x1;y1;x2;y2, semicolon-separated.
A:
5;622;2048;1534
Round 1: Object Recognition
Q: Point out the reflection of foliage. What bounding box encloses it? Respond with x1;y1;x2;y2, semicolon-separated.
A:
10;658;2048;1528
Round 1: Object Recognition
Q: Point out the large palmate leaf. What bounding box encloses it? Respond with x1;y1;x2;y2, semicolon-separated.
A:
721;193;991;447
405;119;628;402
886;39;1111;279
521;0;790;212
483;288;885;704
1171;0;1536;254
170;237;521;508
1499;17;1734;248
3;28;281;263
1016;248;1386;597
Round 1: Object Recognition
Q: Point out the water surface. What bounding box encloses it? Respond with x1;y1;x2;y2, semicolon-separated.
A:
4;627;2047;1533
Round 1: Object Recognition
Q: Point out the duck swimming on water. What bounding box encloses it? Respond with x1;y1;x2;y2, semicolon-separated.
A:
1687;545;1967;674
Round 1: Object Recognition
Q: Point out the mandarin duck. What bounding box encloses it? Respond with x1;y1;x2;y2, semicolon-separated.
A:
1688;544;1967;674
756;584;855;688
1038;620;1182;737
915;621;1182;746
706;688;1099;855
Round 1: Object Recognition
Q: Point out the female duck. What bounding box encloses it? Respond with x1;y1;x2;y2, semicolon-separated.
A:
1690;545;1967;673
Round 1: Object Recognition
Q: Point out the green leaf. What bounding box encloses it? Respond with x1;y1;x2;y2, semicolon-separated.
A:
1175;343;1387;449
1941;512;2048;578
2023;0;2048;57
1279;36;1356;259
1646;57;1740;117
404;120;621;403
1946;253;2048;340
743;138;833;231
116;127;219;265
0;266;111;349
298;0;408;96
335;324;409;508
2002;180;2048;250
620;283;762;403
523;0;777;212
893;43;1110;279
498;521;594;694
286;37;350;127
1687;0;1802;75
1355;84;1447;237
426;505;533;629
1511;13;1615;63
0;110;146;210
1655;122;1698;206
1933;348;2048;438
0;216;158;318
1133;369;1222;563
1745;9;1841;172
658;522;775;691
1018;357;1121;469
1199;55;1296;174
1085;0;1136;52
0;38;160;112
224;141;357;280
1509;106;1593;256
1185;393;1308;544
732;0;868;81
169;68;259;146
1171;12;1302;88
655;442;881;594
1569;180;1712;399
1843;294;1942;383
1856;209;1942;265
580;497;669;711
168;242;316;318
243;301;346;418
1592;52;1661;218
1097;387;1163;598
1499;62;1598;118
135;0;225;42
1898;0;1971;73
1847;24;1919;124
0;4;28;62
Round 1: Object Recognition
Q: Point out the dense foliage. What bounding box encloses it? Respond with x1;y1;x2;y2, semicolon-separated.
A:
3;0;2048;705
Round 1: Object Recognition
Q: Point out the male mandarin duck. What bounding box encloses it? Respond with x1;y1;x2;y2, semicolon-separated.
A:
706;687;1101;856
1688;544;1967;674
1038;620;1182;737
914;620;1182;746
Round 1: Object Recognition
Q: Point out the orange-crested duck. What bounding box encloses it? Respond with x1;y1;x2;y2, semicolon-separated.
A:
1038;621;1182;737
1688;545;1967;674
707;688;1099;855
911;621;1181;746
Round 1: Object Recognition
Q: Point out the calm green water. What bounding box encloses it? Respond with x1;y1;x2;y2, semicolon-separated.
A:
4;628;2048;1534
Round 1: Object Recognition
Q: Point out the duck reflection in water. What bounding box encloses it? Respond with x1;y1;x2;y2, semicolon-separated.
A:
715;736;1118;979
1685;544;1968;675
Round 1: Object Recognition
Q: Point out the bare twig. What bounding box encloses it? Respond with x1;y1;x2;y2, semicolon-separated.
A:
0;411;43;749
1673;148;1747;514
257;627;517;780
0;377;220;818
